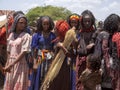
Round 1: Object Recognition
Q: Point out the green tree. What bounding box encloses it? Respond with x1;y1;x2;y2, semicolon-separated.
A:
26;5;72;25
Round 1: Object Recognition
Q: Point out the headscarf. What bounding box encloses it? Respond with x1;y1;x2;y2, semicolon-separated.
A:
70;14;80;21
10;14;27;32
52;20;69;42
56;20;69;38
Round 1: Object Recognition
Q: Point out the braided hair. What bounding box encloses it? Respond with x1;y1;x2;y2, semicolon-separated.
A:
81;10;96;29
104;14;120;34
36;16;54;33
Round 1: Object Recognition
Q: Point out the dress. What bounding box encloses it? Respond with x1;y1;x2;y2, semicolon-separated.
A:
29;32;56;90
4;32;31;90
47;57;71;90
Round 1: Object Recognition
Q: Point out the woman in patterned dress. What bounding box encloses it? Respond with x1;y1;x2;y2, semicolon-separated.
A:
3;14;31;90
102;14;120;90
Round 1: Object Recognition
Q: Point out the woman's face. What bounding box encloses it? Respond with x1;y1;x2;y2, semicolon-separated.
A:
16;17;27;32
83;14;92;29
42;18;50;31
70;19;78;28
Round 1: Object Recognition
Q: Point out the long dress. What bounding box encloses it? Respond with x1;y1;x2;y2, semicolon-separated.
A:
48;57;71;90
29;32;56;90
4;32;31;90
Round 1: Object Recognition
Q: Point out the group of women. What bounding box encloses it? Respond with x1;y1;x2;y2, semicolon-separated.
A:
0;9;120;90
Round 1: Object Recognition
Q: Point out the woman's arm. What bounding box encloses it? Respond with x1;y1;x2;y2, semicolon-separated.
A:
56;42;68;54
4;51;27;72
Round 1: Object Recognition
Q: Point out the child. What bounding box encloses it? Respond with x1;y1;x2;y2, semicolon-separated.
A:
79;54;101;90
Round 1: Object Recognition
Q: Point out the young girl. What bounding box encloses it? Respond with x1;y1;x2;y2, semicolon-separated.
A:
30;16;56;90
79;54;101;90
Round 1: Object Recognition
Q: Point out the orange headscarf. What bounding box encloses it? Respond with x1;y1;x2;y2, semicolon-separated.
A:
70;15;80;21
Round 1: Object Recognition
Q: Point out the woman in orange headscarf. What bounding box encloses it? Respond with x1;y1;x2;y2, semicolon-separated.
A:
67;13;81;90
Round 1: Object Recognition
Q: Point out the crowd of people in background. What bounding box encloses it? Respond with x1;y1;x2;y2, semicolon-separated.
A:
0;9;120;90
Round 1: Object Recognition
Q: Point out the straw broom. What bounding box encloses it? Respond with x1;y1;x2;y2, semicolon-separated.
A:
40;27;76;90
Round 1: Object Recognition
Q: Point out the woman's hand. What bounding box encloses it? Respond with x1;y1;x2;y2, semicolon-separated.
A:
56;42;63;48
3;64;12;73
86;43;95;50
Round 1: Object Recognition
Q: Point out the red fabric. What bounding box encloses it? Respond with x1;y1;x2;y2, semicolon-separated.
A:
0;17;13;45
112;32;120;58
80;26;94;32
55;20;69;40
0;27;6;45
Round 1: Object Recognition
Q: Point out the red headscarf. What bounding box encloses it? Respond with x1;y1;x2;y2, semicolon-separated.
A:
80;26;94;32
56;20;69;38
52;20;69;42
112;32;120;58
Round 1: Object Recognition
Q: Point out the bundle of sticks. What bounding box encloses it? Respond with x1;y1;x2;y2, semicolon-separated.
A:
40;27;76;90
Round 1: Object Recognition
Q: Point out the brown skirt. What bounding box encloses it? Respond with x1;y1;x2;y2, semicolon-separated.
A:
48;59;71;90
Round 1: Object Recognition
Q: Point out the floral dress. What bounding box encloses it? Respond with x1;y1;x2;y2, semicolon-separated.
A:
4;32;31;90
